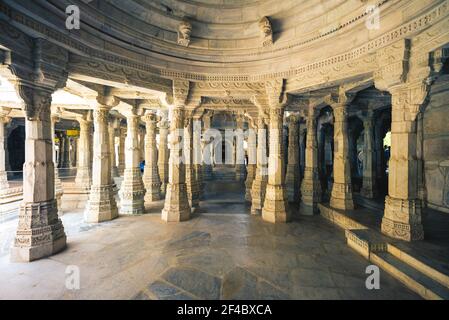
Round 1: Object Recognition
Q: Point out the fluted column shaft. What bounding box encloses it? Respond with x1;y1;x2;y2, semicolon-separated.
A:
84;106;118;223
300;106;322;215
143;113;161;202
262;106;290;223
245;126;257;201
330;104;354;210
119;114;145;214
361;111;377;199
251;117;268;214
161;107;191;221
285;117;300;202
75;117;92;189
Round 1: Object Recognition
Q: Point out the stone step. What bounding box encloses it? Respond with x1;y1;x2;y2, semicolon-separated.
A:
371;251;449;300
345;229;449;300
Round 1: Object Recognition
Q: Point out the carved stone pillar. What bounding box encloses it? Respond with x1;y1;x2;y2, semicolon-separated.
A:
235;116;246;180
262;106;290;223
139;128;145;163
61;133;70;168
117;126;126;176
119;112;146;214
300;105;322;215
162;80;191;222
329;102;354;210
193;118;203;198
360;109;377;199
11;86;66;262
109;118;119;178
285;115;300;202
143;112;161;202
50;115;63;213
84;103;118;223
251;117;268;214
158;117;169;194
74;114;92;190
381;84;425;241
0;112;11;193
201;114;213;180
184;116;200;209
245;123;257;201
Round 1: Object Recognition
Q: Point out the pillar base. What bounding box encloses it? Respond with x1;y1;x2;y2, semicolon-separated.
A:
360;187;377;199
250;176;267;215
285;166;299;203
84;185;118;223
381;196;424;241
330;182;354;210
144;180;162;202
262;184;290;223
10;200;66;262
120;168;146;214
299;202;318;216
161;183;191;222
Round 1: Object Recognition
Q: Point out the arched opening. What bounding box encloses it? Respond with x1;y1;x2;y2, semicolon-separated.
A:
374;109;392;197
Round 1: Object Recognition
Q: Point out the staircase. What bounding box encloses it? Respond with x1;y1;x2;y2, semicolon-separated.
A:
319;204;449;300
346;228;449;300
212;165;238;182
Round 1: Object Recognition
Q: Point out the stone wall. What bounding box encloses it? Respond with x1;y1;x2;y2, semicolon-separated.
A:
424;74;449;213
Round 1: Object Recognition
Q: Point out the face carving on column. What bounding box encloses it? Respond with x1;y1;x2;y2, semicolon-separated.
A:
259;16;273;47
177;19;192;47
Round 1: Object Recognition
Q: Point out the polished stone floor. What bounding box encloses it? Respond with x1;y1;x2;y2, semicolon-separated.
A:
0;178;419;300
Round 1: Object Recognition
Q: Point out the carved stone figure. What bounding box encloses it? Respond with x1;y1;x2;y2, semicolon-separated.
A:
259;16;273;47
177;19;192;47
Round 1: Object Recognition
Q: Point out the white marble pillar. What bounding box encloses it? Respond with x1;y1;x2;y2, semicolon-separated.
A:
158;118;169;194
251;117;268;215
193;118;203;198
162;106;191;221
184;116;200;209
262;106;290;223
300;105;322;215
285;115;300;203
0;112;11;193
11;87;66;262
143;112;161;202
119;112;146;214
330;102;354;210
361;109;377;199
381;84;424;241
84;104;118;223
245;122;257;201
109;118;119;178
51;115;63;213
201;114;213;180
74;114;92;190
117;126;126;176
235;116;246;180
